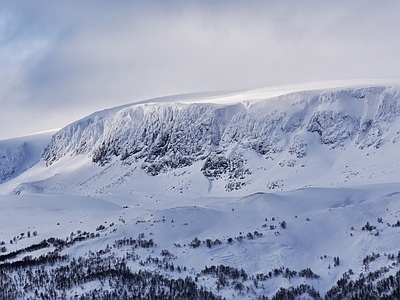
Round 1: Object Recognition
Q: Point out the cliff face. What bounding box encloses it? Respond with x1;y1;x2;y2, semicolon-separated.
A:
42;86;400;180
43;103;239;174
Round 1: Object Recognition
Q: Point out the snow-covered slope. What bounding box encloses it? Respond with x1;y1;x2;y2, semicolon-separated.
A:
0;130;55;184
1;81;400;299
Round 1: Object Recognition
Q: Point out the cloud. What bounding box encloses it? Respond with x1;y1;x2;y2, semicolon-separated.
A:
1;1;400;139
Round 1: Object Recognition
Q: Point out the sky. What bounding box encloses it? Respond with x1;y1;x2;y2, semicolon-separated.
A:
1;1;400;139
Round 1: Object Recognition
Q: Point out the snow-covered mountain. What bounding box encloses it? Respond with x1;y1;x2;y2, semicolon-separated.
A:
1;81;400;299
7;82;399;196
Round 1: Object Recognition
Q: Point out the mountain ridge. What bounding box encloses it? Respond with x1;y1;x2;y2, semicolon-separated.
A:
32;84;400;194
2;82;400;195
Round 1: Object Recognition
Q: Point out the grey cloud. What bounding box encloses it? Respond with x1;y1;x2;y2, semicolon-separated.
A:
1;1;400;139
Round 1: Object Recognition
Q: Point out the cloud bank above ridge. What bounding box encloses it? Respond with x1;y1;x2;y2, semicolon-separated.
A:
1;0;400;139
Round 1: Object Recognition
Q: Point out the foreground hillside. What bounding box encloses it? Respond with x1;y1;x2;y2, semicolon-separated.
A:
1;185;400;299
0;81;400;299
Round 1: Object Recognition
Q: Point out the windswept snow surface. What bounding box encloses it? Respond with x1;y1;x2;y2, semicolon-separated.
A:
1;81;400;299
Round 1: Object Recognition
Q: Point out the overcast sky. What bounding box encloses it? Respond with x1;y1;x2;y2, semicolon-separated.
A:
1;1;400;139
